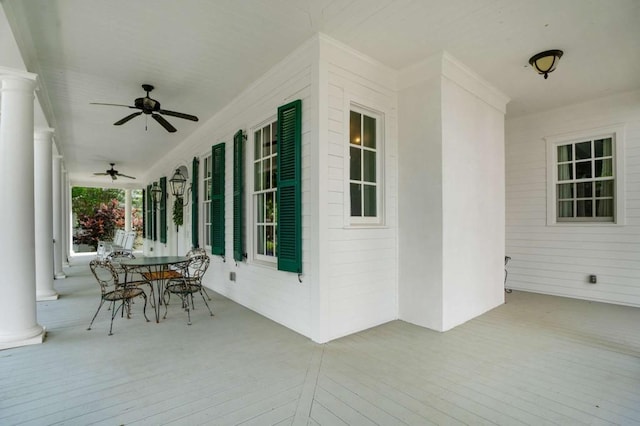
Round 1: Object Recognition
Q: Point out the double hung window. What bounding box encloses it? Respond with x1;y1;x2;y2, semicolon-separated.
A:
253;120;278;262
349;106;383;224
547;126;624;224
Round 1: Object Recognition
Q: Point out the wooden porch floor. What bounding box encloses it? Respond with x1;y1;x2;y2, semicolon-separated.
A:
1;260;639;425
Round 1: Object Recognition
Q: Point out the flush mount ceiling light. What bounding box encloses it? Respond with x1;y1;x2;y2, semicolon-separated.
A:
529;49;563;79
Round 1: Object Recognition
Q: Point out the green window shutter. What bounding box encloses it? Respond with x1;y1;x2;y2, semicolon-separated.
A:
191;157;199;248
146;184;152;239
152;181;158;241
142;188;146;239
211;143;225;256
233;130;244;262
276;99;302;273
160;176;167;243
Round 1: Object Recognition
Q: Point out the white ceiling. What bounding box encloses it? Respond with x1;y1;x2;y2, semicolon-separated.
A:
3;0;639;187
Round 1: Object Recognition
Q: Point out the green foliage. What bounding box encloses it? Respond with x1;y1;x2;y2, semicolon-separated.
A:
72;187;124;219
72;187;144;251
173;197;184;227
74;199;124;250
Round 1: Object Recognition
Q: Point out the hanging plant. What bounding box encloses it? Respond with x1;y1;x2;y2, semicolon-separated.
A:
172;198;184;227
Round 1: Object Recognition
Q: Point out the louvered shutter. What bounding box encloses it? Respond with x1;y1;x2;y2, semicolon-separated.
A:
211;143;225;255
145;184;152;240
191;157;199;248
276;99;302;273
159;176;167;243
152;181;158;241
142;188;146;239
233;130;244;262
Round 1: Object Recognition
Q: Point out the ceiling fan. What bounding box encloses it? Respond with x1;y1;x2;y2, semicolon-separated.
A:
91;84;199;133
94;163;136;180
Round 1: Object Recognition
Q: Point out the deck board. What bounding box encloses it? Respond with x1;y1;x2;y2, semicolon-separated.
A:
1;259;640;425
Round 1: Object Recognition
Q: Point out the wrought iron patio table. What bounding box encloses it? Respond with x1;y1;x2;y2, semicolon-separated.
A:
120;256;189;323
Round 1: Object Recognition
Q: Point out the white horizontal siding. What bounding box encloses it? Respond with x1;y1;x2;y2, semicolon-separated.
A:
320;37;399;341
154;37;318;339
506;90;640;307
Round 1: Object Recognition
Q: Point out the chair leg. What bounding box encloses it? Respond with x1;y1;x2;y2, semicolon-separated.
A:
200;286;212;301
140;292;149;322
199;290;214;317
109;300;124;335
87;299;106;330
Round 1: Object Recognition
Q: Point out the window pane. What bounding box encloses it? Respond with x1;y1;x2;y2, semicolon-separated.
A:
266;192;275;223
271;156;277;188
595;180;614;197
557;145;572;162
263;159;271;189
254;131;261;160
596;199;613;217
363;115;376;149
263;126;271;156
271;123;278;155
558;164;572;181
350;147;361;181
350;111;361;145
257;225;264;255
266;225;275;256
575;141;591;160
256;194;264;223
595;159;612;177
205;180;211;201
594;138;612;157
254;161;262;191
576;182;592;198
576;200;593;217
558;201;573;218
557;183;573;199
363;184;376;217
350;183;361;217
575;161;592;179
363;150;376;183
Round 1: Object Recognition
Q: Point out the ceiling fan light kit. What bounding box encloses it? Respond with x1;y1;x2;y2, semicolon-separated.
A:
91;84;199;132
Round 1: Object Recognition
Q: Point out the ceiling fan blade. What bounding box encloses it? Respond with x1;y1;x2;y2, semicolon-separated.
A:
93;172;108;176
91;102;139;109
152;113;177;132
159;109;199;122
117;173;136;179
114;111;143;126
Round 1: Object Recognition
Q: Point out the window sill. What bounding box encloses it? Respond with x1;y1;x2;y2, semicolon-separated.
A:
343;223;389;230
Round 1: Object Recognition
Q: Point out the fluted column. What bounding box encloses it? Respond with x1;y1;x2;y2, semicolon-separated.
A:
0;69;46;350
52;155;66;279
34;128;58;300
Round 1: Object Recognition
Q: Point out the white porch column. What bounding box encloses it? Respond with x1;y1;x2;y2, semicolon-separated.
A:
0;69;46;350
52;155;66;279
124;189;132;232
34;128;58;300
62;170;70;267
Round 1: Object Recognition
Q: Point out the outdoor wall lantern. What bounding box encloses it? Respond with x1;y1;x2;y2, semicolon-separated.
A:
150;181;163;205
529;49;563;79
169;168;188;199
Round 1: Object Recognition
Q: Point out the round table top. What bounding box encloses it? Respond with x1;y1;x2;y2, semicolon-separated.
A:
120;256;189;266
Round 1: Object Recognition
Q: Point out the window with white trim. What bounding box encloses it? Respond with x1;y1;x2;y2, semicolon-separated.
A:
547;126;624;224
252;119;278;262
349;106;383;224
202;153;212;247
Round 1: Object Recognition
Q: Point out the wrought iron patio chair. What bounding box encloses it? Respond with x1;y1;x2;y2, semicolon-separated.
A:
163;254;213;325
88;259;149;335
185;247;212;300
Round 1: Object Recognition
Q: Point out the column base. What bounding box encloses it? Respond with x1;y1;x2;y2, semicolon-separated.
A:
0;325;46;351
54;273;66;279
37;292;59;301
